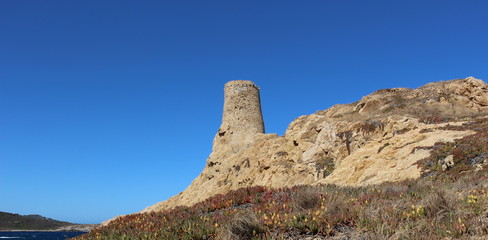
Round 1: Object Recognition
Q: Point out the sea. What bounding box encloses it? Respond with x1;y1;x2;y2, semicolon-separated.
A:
0;232;86;240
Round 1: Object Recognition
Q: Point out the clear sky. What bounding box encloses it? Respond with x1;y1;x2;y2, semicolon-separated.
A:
1;1;487;224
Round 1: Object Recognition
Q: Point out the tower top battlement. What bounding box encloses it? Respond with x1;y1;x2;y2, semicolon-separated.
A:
224;80;259;89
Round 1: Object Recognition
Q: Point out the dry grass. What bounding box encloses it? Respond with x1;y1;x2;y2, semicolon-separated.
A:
224;211;262;240
292;186;320;211
422;190;458;223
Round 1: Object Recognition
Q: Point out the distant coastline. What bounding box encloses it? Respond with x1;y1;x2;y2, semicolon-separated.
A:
0;211;98;232
0;231;88;240
0;229;84;232
0;225;97;232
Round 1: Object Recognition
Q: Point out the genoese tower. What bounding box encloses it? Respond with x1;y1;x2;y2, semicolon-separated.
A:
213;80;264;152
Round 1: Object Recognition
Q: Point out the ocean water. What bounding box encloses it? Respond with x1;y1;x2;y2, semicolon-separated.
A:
0;232;86;240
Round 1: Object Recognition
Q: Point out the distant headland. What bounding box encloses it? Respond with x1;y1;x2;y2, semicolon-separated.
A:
0;211;97;232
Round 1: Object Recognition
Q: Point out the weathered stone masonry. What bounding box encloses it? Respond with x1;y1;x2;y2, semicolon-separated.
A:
213;80;265;151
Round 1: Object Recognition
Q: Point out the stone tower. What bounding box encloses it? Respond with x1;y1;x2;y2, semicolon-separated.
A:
213;80;265;151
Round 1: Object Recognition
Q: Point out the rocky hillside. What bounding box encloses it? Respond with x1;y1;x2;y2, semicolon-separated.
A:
77;113;488;239
142;77;488;213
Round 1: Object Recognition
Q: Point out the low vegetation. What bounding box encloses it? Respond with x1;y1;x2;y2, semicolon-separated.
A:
417;118;488;178
73;119;488;239
73;174;487;239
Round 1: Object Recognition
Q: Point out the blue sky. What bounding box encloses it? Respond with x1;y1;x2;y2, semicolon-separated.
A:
1;1;487;224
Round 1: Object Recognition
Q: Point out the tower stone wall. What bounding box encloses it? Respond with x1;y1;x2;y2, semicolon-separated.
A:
213;80;265;151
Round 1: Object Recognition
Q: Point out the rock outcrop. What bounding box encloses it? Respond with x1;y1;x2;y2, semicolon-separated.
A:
143;77;488;213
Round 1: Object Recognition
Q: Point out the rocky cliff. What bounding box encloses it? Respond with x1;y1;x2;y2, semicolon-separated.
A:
143;77;488;213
